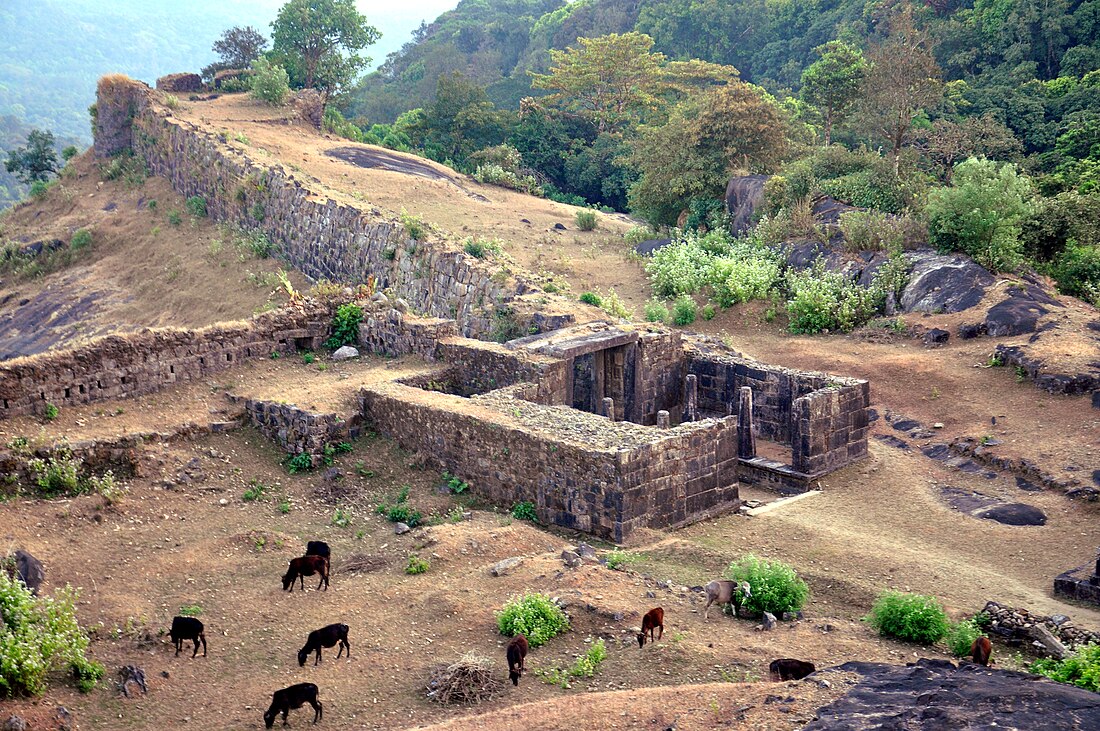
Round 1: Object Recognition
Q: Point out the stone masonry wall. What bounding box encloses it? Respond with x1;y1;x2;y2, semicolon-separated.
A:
633;329;685;425
791;383;871;474
359;382;740;542
94;78;536;338
0;305;328;420
232;397;354;463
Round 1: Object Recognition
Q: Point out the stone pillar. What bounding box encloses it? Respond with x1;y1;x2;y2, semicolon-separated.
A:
685;374;698;422
656;410;670;428
602;397;615;421
737;386;756;459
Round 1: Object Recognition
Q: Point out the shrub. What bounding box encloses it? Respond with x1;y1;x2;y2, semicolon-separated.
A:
325;303;363;349
0;571;102;697
575;210;598;231
672;295;697;326
1052;243;1100;304
186;195;208;218
605;550;637;571
61;146;79;161
405;554;430;575
285;453;313;474
538;639;607;687
178;604;203;617
702;303;716;320
27;450;80;497
511;501;538;522
599;288;631;320
496;593;569;647
947;618;983;657
29;180;49;199
723;554;809;616
463;238;500;259
401;210;426;241
866;591;950;644
644;299;669;323
579;291;602;307
87;471;126;505
249;57;290;106
43;403;59;421
625;226;657;245
443;472;469;494
242;479;268;502
331;507;352;527
472;164;543;196
926;158;1033;272
377;485;422;527
838;210;908;252
645;236;712;298
709;256;782;307
167;210;182;226
785;263;878;334
1030;643;1100;692
69;229;92;251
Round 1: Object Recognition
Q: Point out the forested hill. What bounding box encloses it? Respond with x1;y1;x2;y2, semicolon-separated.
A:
350;0;1100;128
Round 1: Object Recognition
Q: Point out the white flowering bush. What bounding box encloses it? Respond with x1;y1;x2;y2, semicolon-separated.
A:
645;235;712;297
709;256;782;307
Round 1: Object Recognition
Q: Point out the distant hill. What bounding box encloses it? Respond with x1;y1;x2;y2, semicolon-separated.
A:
0;0;455;144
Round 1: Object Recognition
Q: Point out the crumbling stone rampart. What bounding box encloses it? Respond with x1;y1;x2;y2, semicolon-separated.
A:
0;305;328;420
92;76;543;339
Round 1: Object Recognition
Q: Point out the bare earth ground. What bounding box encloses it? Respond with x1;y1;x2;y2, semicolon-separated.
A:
0;153;308;358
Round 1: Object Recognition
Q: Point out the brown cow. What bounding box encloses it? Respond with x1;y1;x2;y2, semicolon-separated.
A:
506;634;528;686
769;658;816;681
970;636;992;666
282;555;329;592
638;607;665;648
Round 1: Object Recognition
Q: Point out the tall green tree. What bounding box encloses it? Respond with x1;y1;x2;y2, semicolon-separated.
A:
271;0;380;100
860;8;943;172
203;26;268;79
414;72;513;163
530;32;666;133
4;129;59;184
800;41;868;146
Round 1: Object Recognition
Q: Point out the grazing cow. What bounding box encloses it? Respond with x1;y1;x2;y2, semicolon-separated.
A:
305;541;330;560
638;607;665;648
506;634;528;686
971;636;993;666
282;555;330;592
298;623;351;666
8;549;45;596
169;616;207;658
769;658;816;681
703;580;752;621
263;683;322;728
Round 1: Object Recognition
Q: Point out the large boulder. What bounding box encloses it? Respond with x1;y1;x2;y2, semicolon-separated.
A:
156;73;202;93
976;503;1047;526
805;658;1100;730
725;175;769;235
293;89;324;129
9;549;45;595
900;250;996;313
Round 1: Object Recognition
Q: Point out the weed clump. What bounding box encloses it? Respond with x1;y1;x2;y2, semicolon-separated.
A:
723;554;809;616
496;593;569;647
866;591;950;644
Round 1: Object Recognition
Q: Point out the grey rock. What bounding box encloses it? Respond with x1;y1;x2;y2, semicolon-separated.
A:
725;175;769;235
645;591;656;599
490;556;524;577
56;707;73;731
759;611;778;631
901;250;995;313
976;503;1047;526
332;345;359;360
574;543;598;560
561;550;582;568
394;522;411;535
3;716;27;731
924;328;950;346
393;298;409;313
782;611;804;622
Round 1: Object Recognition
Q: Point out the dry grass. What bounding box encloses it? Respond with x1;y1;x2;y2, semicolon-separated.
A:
426;653;504;706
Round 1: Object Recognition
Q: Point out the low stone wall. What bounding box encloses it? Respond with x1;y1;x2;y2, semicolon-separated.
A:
359;382;739;542
685;337;870;475
982;600;1100;652
358;310;458;360
94;77;538;339
1054;563;1100;608
232;397;357;463
0;305;329;420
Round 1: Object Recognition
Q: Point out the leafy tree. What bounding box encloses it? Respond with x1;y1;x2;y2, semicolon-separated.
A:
249;57;291;106
860;8;943;172
413;72;513;164
917;115;1023;182
5;129;59;184
203;26;268;79
926;157;1034;271
272;0;380;100
628;82;788;226
530;32;667;133
801;41;868;146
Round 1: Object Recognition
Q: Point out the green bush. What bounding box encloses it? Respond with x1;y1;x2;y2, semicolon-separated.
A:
599;288;631;320
575;210;598;231
44;403;60;421
401;210;426;241
377;485;422;527
167;210;182;226
285;453;313;474
702;303;716;320
709;256;782;307
645;235;713;298
820;169;906;213
405;554;430;575
785;263;878;334
947;617;984;657
61;146;79;161
538;639;607;687
0;571;102;697
463;238;501;259
644;299;669;323
605;550;637;571
1030;643;1100;692
866;591;950;644
723;554;809;615
511;501;538;522
69;229;92;251
672;295;697;326
27;450;81;497
325;303;363;349
838;210;908;252
1052;243;1100;304
579;291;602;307
29;180;49;199
472;164;543;196
249;57;290;106
496;592;570;647
926;158;1033;272
186;195;208;218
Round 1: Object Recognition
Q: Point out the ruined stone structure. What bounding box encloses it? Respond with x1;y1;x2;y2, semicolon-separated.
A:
92;76;548;339
0;304;329;420
1053;550;1100;608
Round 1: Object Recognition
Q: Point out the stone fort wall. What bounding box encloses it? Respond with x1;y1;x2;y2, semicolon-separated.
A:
93;76;543;339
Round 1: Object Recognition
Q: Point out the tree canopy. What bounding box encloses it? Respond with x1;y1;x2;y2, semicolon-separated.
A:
272;0;380;100
4;129;60;184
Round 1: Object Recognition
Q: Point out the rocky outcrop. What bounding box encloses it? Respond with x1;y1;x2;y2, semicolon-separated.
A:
292;88;323;129
155;73;202;93
900;250;996;313
725;175;768;235
805;659;1100;730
